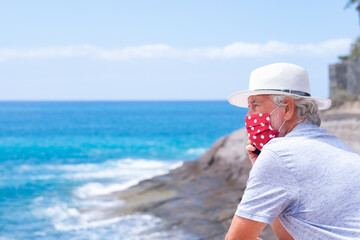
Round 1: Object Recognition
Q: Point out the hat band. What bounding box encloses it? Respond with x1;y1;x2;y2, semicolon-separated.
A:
255;89;311;97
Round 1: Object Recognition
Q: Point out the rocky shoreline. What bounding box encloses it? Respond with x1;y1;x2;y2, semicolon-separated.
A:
110;103;360;240
110;128;264;239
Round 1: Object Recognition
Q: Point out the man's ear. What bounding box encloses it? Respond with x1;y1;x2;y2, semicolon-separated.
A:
283;98;295;120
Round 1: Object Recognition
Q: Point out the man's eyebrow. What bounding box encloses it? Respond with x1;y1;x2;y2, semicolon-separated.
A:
247;99;260;108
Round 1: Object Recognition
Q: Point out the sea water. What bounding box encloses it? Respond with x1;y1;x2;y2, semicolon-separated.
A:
0;101;247;240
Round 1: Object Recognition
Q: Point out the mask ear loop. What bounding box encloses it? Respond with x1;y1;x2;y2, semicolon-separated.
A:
270;101;284;115
270;101;287;132
278;119;287;132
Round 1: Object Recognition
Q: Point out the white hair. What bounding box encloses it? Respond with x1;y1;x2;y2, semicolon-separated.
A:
269;94;321;126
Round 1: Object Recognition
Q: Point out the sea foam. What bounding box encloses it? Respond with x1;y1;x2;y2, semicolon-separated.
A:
186;147;208;155
73;159;183;198
22;158;183;182
30;158;184;238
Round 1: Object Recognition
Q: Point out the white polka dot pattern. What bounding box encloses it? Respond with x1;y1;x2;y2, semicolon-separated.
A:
245;113;279;151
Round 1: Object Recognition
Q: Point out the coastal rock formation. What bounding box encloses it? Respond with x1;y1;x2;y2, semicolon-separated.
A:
113;103;360;240
321;99;360;154
113;128;276;239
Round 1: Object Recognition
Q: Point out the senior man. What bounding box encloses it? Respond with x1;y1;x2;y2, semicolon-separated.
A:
225;63;360;240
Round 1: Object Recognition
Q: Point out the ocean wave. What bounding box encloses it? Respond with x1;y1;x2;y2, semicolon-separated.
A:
74;161;183;198
22;158;183;181
32;203;80;228
74;198;124;208
186;147;208;155
54;216;124;231
33;201;163;233
73;182;136;199
0;237;17;240
52;212;188;239
28;159;186;239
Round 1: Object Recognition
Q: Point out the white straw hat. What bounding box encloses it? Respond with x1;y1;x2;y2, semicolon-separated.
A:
228;63;331;110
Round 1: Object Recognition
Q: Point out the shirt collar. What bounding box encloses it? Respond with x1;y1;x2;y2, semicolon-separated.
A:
285;122;323;138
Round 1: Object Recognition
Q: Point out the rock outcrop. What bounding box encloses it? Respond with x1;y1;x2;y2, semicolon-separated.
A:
111;129;276;239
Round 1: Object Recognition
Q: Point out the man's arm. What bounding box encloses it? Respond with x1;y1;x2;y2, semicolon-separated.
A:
225;215;266;240
237;141;294;240
271;217;294;240
225;215;294;240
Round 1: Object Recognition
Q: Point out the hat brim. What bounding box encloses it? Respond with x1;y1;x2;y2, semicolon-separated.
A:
228;90;332;110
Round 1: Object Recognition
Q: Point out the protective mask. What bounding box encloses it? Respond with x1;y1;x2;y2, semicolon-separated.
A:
245;104;286;154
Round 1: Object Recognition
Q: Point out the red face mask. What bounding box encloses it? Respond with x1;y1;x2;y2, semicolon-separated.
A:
245;105;286;154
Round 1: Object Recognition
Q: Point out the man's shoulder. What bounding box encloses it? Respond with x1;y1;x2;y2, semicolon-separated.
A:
263;122;356;160
267;122;333;148
286;122;328;138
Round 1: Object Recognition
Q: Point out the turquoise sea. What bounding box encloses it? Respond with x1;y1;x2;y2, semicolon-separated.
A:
0;101;247;240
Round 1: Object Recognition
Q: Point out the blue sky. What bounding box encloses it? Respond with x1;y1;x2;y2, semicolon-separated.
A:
0;0;358;100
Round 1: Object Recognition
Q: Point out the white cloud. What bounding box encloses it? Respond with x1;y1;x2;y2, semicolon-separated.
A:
0;39;352;61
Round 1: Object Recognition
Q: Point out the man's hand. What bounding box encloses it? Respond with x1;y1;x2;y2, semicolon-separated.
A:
245;140;259;165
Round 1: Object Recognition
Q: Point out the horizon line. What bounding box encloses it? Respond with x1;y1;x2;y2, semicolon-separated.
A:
0;99;230;102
